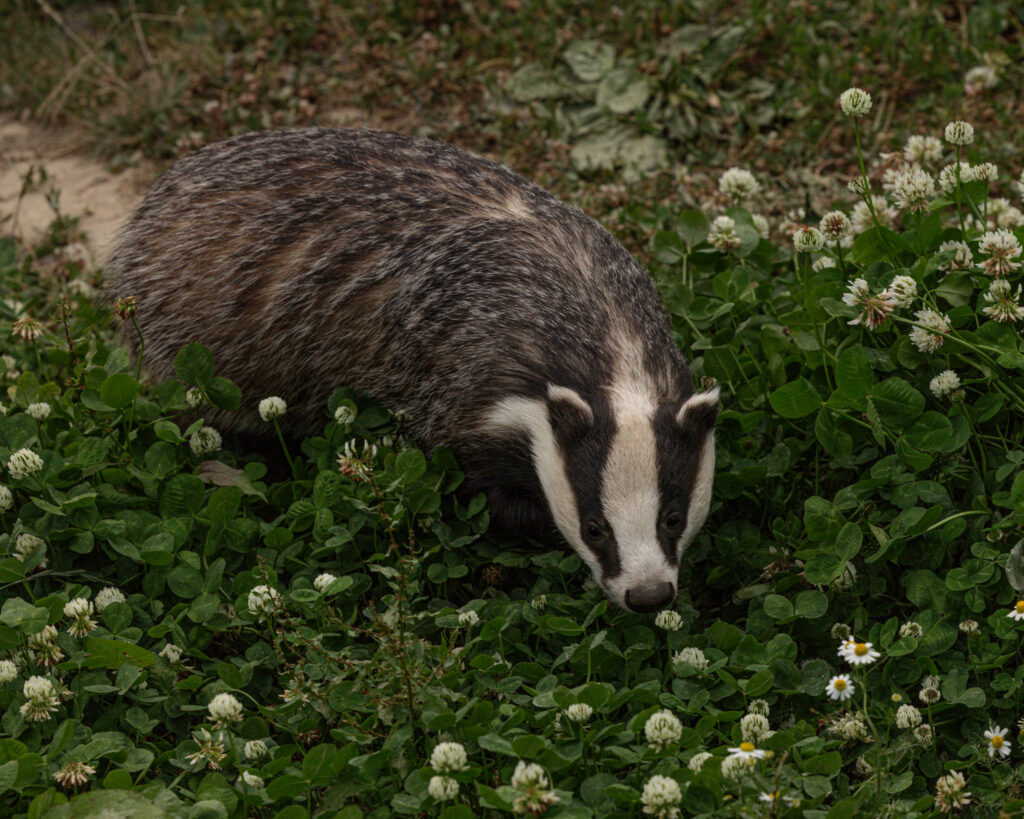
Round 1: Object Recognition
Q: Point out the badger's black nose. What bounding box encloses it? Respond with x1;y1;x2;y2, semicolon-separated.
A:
625;582;676;612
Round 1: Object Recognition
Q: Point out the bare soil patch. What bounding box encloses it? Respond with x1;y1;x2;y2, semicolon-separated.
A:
0;116;153;260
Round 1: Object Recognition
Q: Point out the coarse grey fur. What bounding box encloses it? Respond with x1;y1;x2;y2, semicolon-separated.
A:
106;127;718;610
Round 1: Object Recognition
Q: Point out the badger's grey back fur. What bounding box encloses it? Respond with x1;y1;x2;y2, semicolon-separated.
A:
107;128;718;611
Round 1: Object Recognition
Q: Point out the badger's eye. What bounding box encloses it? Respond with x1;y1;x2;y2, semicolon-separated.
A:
584;517;608;543
664;511;683;532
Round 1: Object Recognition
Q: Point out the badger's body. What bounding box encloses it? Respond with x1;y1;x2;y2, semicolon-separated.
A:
106;128;719;612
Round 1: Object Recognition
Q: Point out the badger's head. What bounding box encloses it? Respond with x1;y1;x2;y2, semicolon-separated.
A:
488;381;719;612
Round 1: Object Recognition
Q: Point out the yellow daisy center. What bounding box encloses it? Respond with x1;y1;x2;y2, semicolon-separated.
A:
854;643;869;656
739;742;755;752
834;679;847;690
992;735;1004;748
1016;600;1024;613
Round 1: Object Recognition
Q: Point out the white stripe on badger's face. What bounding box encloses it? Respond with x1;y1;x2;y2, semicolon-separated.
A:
674;388;720;554
599;379;676;608
484;391;601;581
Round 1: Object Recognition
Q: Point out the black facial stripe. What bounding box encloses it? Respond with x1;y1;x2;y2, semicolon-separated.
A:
559;391;622;579
655;401;713;564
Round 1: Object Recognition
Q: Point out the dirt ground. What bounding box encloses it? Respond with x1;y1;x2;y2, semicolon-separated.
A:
0;115;153;261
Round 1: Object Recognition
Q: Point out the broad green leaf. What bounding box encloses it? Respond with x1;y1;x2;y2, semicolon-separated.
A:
769;378;821;418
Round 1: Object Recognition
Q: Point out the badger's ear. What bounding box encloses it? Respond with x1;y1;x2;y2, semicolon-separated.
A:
547;385;594;444
675;386;720;434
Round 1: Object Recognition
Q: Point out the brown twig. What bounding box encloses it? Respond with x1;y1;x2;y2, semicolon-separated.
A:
32;0;129;90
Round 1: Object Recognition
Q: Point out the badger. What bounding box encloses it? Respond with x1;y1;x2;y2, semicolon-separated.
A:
105;128;719;613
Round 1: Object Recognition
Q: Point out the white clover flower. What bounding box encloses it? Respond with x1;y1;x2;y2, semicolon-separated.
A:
244;739;269;760
904;135;943;164
819;211;851;241
892;693;903;703
20;675;59;722
841;641;881;666
94;586;126;612
740;712;770;743
0;484;11;512
965;65;997;94
945;121;975;146
920;685;941;705
721;754;753;779
847;176;872;196
973;162;998;182
882;275;917;308
990;199;1024;230
938;161;975;193
458;610;479;627
935;770;971;813
718;168;761;203
566;703;593;723
0;659;17;683
937;240;975;271
960;619;979;634
27;402;51;421
985;725;1011;758
909;309;951;354
53;761;96;789
189;427;222;456
63;598;93;619
895;704;922;729
258;396;287;422
64;597;97;638
644;709;683;751
748;699;769;716
830;622;851;641
511;760;559;814
12;317;43;341
687;751;713;772
531;594;547;611
240;771;264;789
891;166;936;213
247;584;281;617
839;88;872;117
979;230;1022;278
673;646;708;670
708;215;741;252
929;370;962;400
186;387;203;408
8;448;44;480
826;674;855;702
1007;600;1024;621
334;405;356;425
751;213;769;239
830;562;857;591
13;533;44;563
511;760;548;790
313;573;337;592
428;775;459;801
430;741;469;774
842;278;895;330
850;195;897;233
899;621;923;639
792;226;824;253
655;610;682;631
812;256;836;272
640;774;682;819
914;723;934;744
160;643;183;664
208;692;244;726
828;712;871;741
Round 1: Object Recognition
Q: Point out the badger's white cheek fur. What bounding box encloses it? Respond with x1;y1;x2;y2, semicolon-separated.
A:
676;433;716;555
484;396;601;581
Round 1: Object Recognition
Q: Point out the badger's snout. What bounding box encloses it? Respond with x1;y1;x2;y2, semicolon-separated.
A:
624;581;676;613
